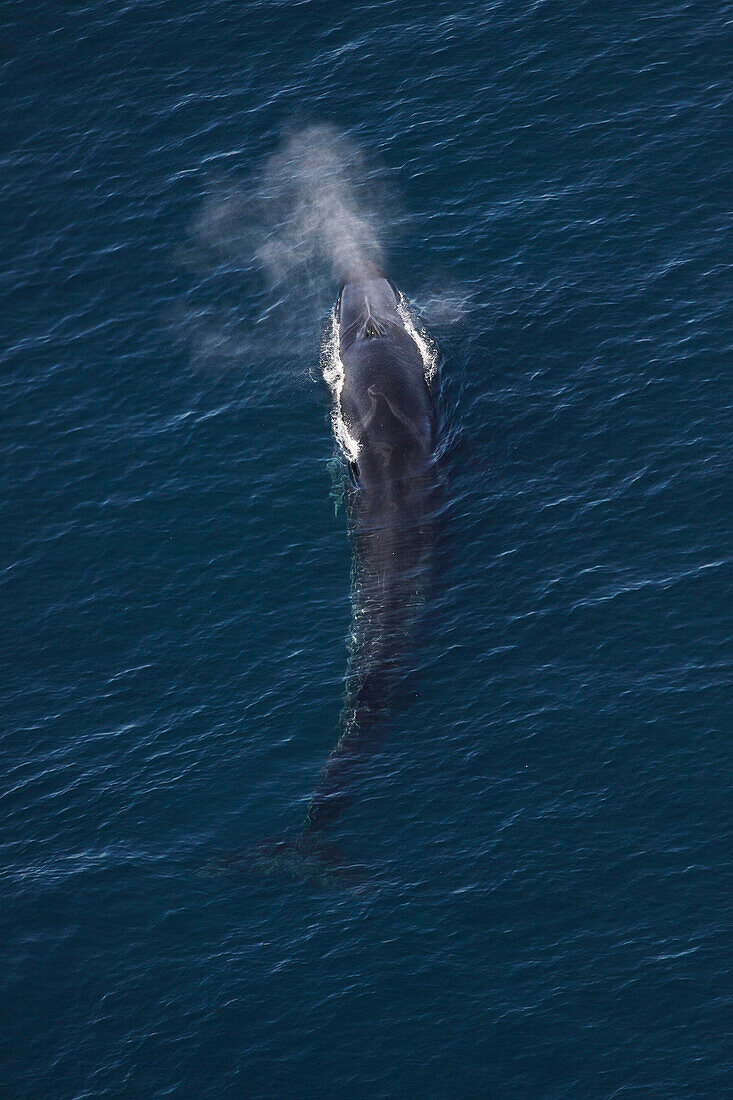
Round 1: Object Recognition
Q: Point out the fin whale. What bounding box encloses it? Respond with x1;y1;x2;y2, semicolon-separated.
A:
202;271;439;885
304;270;439;836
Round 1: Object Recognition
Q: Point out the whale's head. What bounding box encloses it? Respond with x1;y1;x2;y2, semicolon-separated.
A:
337;268;402;352
335;270;436;504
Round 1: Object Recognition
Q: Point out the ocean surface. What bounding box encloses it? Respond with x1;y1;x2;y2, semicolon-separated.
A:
3;2;732;1096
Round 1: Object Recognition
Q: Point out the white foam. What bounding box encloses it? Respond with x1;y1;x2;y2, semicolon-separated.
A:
321;309;360;462
396;296;438;382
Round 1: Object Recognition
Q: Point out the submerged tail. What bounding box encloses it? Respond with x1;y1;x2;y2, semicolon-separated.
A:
197;832;366;888
196;659;397;887
304;683;391;833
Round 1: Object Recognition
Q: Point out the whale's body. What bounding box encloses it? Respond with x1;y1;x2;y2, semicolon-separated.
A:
202;273;439;884
304;272;439;834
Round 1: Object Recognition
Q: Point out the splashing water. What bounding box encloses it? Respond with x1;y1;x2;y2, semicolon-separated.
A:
321;308;361;462
396;298;438;382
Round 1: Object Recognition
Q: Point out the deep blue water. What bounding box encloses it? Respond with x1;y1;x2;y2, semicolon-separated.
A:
3;2;732;1096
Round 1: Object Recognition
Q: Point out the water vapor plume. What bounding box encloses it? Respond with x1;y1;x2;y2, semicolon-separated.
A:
254;123;387;286
183;125;393;370
182;125;473;384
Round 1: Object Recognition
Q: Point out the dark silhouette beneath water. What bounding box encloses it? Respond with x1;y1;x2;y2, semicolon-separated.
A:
204;269;442;885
